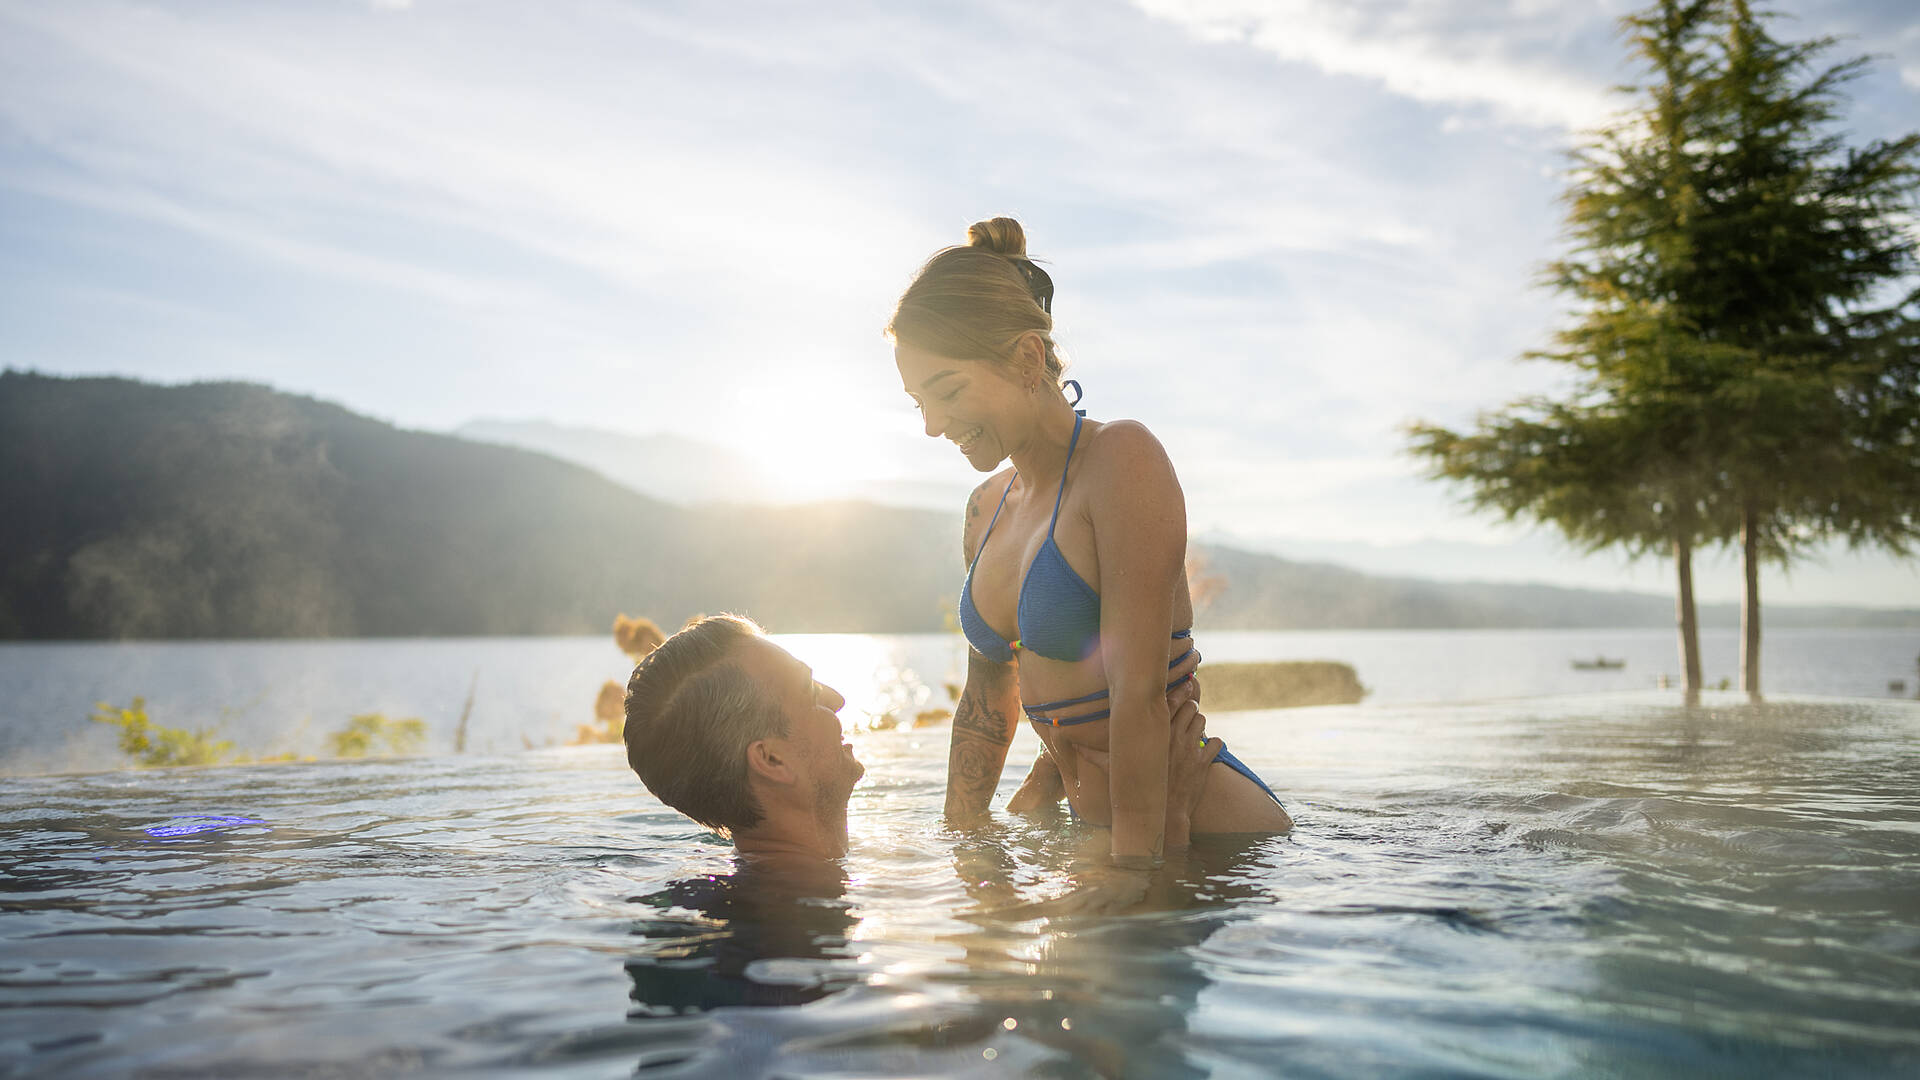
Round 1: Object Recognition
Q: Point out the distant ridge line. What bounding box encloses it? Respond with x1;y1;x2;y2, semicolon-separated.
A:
2;372;1913;639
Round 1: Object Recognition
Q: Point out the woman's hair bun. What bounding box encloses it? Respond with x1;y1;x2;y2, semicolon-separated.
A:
966;217;1027;258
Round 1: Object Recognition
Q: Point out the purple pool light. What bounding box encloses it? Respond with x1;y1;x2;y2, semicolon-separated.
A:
143;816;268;838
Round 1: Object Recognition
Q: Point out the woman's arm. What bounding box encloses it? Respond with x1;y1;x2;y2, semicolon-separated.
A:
1088;421;1188;862
944;475;1023;824
945;649;1021;822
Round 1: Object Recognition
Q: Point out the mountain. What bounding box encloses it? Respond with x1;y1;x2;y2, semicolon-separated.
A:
0;372;951;637
1191;545;1916;630
2;372;1912;639
452;419;774;505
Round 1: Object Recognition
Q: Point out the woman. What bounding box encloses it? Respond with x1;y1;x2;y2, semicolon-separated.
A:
889;217;1291;868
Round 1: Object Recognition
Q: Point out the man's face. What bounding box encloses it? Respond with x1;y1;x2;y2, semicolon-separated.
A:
735;636;864;804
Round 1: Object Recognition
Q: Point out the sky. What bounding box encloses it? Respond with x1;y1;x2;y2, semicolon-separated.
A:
3;0;1918;608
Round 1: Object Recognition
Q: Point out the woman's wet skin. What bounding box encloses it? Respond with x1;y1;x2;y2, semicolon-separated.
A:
900;344;1289;834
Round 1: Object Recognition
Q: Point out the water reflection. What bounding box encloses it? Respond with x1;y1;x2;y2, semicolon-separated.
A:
625;857;859;1014
620;833;1279;1078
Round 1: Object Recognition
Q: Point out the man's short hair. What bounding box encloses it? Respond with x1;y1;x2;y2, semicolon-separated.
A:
623;614;788;834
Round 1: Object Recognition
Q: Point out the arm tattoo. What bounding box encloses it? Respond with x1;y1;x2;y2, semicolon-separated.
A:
944;651;1015;822
962;485;983;562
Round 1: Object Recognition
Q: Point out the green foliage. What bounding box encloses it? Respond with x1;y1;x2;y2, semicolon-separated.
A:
91;698;237;768
327;714;427;758
1409;0;1920;696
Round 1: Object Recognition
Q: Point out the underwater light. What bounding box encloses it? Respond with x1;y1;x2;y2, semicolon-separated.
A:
143;816;267;838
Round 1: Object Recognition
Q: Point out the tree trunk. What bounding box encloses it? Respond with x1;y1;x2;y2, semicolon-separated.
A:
1674;532;1702;707
1741;501;1762;704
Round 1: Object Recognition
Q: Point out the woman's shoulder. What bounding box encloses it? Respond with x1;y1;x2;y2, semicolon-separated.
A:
961;466;1018;563
1082;418;1175;479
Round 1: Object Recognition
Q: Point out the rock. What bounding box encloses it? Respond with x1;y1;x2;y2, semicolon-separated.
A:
1200;661;1366;710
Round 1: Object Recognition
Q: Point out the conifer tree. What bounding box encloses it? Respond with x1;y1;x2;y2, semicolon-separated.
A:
1412;0;1920;704
1672;0;1920;701
1410;0;1727;702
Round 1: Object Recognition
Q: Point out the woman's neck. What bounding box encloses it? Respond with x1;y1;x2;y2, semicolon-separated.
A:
1007;399;1081;484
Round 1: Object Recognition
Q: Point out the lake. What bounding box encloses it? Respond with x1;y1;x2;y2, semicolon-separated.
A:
2;627;1915;775
1;630;1918;1077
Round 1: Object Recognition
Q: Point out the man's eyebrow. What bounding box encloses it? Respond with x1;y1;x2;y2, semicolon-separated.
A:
801;665;815;695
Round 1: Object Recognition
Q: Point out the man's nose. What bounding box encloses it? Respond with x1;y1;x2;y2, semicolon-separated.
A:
821;683;847;712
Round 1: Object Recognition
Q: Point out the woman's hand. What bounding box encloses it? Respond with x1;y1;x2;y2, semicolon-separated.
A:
1164;696;1221;853
1006;751;1065;814
1011;652;1204;816
1058;689;1217;848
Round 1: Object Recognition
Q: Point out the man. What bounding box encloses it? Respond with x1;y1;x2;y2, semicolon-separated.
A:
622;614;1221;866
623;613;863;861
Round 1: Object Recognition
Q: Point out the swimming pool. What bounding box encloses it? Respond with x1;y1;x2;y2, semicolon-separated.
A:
3;693;1916;1077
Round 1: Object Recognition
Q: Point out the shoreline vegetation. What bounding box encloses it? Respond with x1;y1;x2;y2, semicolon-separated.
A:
1;372;1913;643
91;697;425;768
47;629;1920;775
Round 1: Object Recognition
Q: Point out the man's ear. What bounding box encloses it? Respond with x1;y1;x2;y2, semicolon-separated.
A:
745;738;796;786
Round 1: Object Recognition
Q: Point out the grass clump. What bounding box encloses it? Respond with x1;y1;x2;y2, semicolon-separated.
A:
91;698;237;767
327;714;427;758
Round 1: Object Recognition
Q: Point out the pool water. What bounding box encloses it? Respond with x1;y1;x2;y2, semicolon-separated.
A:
3;693;1917;1078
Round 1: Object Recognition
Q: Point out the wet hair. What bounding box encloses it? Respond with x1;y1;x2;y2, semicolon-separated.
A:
887;216;1065;386
623;614;788;834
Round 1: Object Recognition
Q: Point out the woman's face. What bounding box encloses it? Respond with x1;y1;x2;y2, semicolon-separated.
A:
895;341;1030;472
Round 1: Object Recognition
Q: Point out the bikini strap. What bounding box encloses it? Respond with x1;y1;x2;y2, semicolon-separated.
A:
1064;379;1085;416
968;476;1016;571
1047;413;1083;537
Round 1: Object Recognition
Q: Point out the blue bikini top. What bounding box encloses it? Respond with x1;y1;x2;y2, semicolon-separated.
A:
958;411;1104;664
957;391;1199;726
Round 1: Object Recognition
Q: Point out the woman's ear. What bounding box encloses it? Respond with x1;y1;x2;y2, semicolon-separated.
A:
1013;332;1049;386
746;738;796;786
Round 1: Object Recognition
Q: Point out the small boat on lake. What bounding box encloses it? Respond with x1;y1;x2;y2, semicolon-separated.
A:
1571;657;1627;671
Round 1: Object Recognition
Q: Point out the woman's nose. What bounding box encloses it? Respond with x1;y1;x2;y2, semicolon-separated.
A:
921;408;944;439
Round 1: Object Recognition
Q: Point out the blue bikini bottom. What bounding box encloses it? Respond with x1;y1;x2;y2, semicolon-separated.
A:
1056;738;1285;821
1215;743;1286;809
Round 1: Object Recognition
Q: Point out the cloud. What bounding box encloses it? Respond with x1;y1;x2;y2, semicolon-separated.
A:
1133;0;1626;130
2;0;1914;608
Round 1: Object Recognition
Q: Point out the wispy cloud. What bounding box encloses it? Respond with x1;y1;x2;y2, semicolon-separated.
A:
1;0;1913;604
1134;0;1627;129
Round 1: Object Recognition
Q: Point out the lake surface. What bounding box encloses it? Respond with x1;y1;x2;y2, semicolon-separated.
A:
2;632;1918;1077
2;627;1916;775
3;690;1917;1077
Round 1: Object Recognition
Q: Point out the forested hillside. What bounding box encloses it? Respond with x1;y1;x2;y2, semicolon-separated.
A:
0;372;952;637
2;373;1910;639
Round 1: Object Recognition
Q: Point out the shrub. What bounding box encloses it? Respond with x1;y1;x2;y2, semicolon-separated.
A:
327;713;427;758
91;698;237;767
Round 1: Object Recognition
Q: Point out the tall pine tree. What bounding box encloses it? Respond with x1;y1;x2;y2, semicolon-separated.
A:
1676;0;1920;701
1411;0;1920;704
1411;0;1728;702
